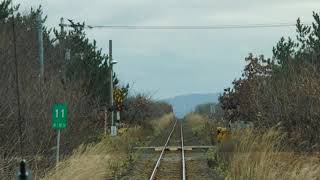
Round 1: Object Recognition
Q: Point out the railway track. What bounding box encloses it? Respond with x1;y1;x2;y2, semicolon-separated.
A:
149;119;185;180
122;119;218;180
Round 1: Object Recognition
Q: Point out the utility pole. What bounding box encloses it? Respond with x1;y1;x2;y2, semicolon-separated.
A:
109;40;116;136
37;13;44;80
59;17;64;34
64;49;70;84
59;18;68;84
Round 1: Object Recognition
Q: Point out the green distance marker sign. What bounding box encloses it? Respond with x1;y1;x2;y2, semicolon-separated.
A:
52;104;67;129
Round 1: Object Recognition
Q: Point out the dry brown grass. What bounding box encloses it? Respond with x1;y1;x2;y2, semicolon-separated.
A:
150;113;174;136
42;138;114;180
41;114;174;180
225;129;320;180
185;113;320;179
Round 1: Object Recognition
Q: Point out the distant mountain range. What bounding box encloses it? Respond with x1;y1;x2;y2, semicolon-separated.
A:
162;93;220;118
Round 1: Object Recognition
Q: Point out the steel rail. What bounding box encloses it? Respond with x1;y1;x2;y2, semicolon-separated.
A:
149;120;178;180
181;121;186;180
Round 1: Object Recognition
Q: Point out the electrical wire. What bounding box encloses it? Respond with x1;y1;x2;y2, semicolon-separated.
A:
59;21;310;30
85;23;298;30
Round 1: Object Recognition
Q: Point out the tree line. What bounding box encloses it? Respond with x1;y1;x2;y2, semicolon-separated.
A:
218;12;320;151
0;0;172;178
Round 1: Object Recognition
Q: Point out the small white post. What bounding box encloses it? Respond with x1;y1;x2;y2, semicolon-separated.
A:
56;129;61;165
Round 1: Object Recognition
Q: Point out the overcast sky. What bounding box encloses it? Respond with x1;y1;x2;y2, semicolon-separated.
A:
16;0;320;99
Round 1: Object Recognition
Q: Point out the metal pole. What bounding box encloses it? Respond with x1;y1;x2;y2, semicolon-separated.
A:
109;40;115;136
56;129;60;165
37;13;44;79
110;66;114;135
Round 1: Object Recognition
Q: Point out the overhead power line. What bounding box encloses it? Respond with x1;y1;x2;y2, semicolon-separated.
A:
84;23;299;30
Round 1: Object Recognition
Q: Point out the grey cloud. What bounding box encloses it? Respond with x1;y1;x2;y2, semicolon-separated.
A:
16;0;320;98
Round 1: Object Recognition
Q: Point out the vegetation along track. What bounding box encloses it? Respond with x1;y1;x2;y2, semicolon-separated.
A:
122;119;217;180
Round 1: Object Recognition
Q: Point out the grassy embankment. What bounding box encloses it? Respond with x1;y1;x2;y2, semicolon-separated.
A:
41;113;174;180
185;113;320;180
